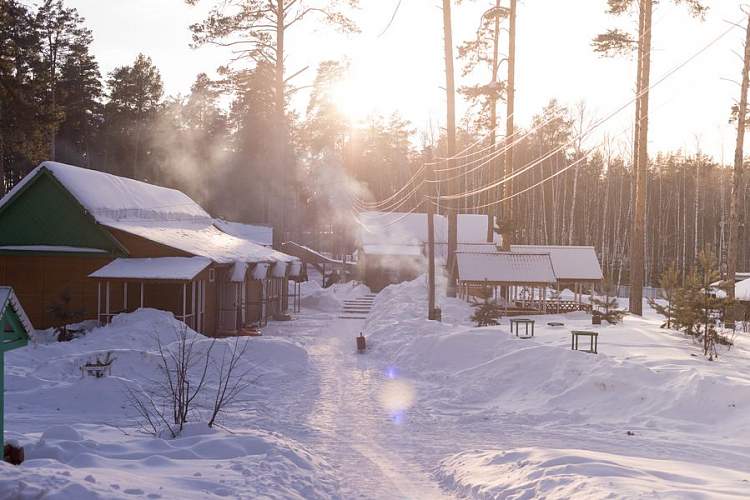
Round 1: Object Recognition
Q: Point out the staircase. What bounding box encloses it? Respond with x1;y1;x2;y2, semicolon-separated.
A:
338;294;376;320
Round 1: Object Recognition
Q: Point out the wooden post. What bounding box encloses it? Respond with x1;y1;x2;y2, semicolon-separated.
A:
140;282;144;308
97;282;101;325
105;281;110;323
123;282;128;312
182;283;187;324
191;280;197;330
426;150;437;320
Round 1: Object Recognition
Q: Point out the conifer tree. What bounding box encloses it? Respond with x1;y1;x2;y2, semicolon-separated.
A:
648;262;680;329
591;279;626;324
471;283;503;327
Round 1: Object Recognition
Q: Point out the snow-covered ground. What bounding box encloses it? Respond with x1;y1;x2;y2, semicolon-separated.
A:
3;277;750;498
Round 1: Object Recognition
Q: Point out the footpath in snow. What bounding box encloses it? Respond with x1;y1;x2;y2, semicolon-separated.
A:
2;277;750;498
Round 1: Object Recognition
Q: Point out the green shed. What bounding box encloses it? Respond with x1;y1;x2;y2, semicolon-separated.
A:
0;286;32;447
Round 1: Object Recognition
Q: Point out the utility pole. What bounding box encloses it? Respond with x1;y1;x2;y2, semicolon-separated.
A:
728;12;750;302
443;0;458;297
425;149;437;319
629;0;652;316
501;0;517;250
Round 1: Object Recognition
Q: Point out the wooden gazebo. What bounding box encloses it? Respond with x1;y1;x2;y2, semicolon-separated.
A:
454;252;558;314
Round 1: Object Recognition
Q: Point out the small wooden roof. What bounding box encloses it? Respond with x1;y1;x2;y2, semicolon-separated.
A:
455;252;557;285
89;257;211;281
0;287;32;352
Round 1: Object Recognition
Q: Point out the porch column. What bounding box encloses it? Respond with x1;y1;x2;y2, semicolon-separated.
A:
182;283;187;324
191;280;196;330
97;282;101;325
105;281;110;323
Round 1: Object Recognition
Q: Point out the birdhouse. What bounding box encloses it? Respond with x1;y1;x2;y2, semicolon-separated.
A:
0;287;32;448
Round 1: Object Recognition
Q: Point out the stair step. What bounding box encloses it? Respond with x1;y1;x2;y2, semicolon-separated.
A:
338;316;368;320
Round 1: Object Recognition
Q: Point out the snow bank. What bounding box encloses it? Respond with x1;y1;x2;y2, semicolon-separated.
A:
300;280;371;312
3;308;325;499
438;448;749;499
364;277;750;432
5;309;309;426
0;424;338;499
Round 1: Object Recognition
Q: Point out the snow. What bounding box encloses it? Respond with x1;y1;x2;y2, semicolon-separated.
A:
0;245;108;254
3;308;332;499
358;212;500;253
229;261;247;282
89;257;211;281
511;244;604;281
214;219;273;247
362;243;423;257
455;251;557;283
0;162;211;224
438;448;750;499
105;220;295;265
5;274;750;498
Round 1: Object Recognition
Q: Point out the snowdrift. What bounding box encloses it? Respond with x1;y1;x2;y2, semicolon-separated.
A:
438;447;749;499
299;280;371;312
364;277;750;432
2;309;327;499
0;424;338;499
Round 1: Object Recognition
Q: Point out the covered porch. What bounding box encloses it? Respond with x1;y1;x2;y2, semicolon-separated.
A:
89;257;212;334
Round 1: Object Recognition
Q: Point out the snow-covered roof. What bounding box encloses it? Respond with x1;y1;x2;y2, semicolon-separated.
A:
455;252;557;284
0;162;210;224
362;244;423;257
0;286;34;333
105;220;295;265
214;219;273;247
0;245;107;253
89;257;211;281
457;242;499;253
359;212;500;255
510;245;604;281
358;211;500;248
0;162;300;267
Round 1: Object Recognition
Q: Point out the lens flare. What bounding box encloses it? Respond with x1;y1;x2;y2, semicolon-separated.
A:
378;379;416;413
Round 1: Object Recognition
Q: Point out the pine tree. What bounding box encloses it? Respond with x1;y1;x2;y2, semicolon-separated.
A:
672;250;729;359
648;262;680;329
471;284;503;327
591;279;626;324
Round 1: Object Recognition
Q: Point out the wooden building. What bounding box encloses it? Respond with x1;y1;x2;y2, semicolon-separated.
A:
0;162;301;336
356;211;500;291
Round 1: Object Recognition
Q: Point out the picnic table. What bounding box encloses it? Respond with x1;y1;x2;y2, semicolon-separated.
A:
510;318;535;338
571;330;599;354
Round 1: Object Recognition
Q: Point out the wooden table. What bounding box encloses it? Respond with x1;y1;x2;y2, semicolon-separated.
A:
510;318;535;338
571;330;599;354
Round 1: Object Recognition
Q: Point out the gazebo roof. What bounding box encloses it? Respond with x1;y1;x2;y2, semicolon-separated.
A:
455;252;557;285
510;245;604;282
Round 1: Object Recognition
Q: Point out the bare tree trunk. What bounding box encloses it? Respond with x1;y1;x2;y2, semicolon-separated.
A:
502;0;517;248
487;0;501;241
728;13;750;299
630;0;652;315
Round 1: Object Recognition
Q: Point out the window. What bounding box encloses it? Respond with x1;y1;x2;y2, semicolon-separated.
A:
208;268;215;283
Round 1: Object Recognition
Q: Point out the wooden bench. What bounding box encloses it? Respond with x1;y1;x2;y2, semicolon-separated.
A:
571;330;599;354
510;318;535;338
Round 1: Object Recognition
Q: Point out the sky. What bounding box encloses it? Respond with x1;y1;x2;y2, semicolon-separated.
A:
60;0;750;162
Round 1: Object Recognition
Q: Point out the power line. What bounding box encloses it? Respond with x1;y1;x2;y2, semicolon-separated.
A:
432;19;740;202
